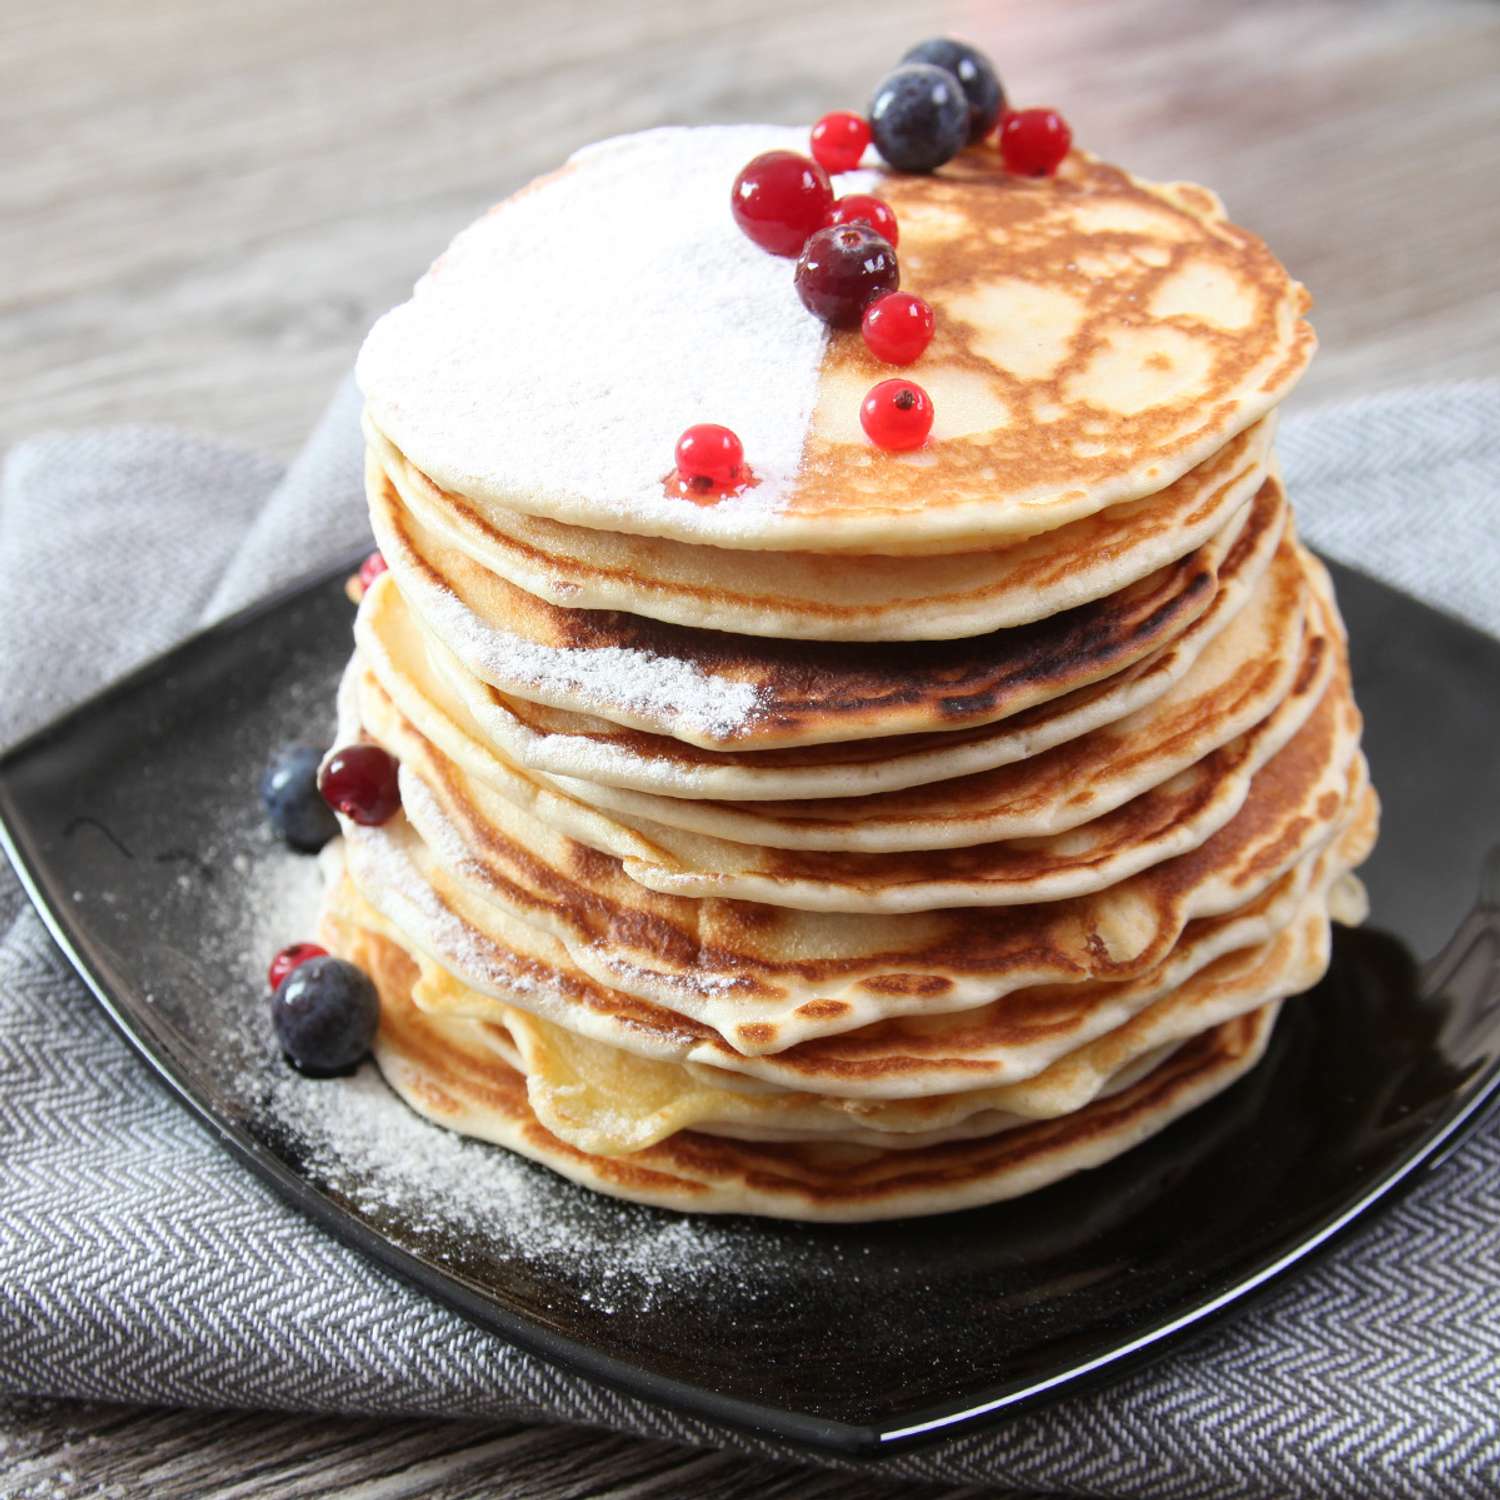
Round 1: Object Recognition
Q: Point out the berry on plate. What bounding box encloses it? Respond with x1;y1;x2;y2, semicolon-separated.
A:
319;744;402;826
260;742;340;852
358;550;388;591
270;954;379;1075
268;942;328;992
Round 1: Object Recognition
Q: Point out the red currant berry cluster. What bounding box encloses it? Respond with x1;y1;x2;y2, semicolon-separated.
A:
728;140;934;451
729;151;902;304
711;42;1075;469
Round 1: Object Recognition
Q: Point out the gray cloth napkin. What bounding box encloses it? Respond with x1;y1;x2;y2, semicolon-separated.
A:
3;380;1499;1499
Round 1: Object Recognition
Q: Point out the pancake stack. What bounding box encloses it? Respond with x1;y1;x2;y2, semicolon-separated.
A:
320;125;1377;1220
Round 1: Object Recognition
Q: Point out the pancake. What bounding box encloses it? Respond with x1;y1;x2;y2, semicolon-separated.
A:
330;892;1283;1220
541;536;1312;850
357;590;1338;914
357;126;1313;555
337;674;1365;1055
335;874;1323;1156
356;520;1308;856
367;410;1273;642
684;780;1373;1099
324;118;1369;1221
326;785;1371;1126
368;457;1240;751
646;888;1325;1142
418;475;1288;797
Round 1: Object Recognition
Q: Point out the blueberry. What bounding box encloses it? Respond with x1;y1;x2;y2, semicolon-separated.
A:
901;38;1006;143
868;64;969;174
271;955;379;1075
260;742;339;852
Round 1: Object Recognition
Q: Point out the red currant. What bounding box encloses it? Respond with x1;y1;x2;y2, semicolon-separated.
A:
794;224;899;328
862;292;935;365
731;151;834;258
810;112;871;174
998;109;1072;177
675;424;745;490
860;379;934;451
319;744;402;826
827;194;899;248
358;551;388;591
268;942;328;992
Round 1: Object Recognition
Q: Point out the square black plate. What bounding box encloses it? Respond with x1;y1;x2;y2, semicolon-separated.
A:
3;556;1499;1458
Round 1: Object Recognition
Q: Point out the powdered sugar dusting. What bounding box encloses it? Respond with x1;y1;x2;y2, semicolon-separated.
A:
197;830;825;1315
357;126;841;538
406;567;767;742
262;1050;755;1312
526;727;724;793
238;866;845;1316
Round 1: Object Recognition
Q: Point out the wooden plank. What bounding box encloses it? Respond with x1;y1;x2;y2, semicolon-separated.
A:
2;0;1496;458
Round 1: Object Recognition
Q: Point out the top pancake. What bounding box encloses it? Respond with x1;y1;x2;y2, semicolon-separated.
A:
357;125;1314;554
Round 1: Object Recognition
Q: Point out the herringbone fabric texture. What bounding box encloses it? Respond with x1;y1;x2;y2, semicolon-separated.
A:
2;381;1498;1498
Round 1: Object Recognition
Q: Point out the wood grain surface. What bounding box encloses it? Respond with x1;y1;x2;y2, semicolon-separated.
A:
3;0;1498;1495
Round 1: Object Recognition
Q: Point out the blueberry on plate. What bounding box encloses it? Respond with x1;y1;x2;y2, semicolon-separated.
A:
901;37;1005;143
868;63;969;174
260;742;339;852
270;955;379;1075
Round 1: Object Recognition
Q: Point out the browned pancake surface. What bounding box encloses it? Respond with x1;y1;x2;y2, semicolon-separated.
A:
374;465;1270;750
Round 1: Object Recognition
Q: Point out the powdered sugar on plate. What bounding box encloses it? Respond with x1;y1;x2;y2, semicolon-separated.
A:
202;821;830;1319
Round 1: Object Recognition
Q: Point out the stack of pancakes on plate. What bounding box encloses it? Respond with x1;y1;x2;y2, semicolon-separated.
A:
320;126;1377;1220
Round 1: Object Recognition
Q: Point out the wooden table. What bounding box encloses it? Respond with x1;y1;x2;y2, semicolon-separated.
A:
3;0;1497;1493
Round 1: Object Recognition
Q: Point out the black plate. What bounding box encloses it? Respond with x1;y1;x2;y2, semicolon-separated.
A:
2;557;1499;1458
